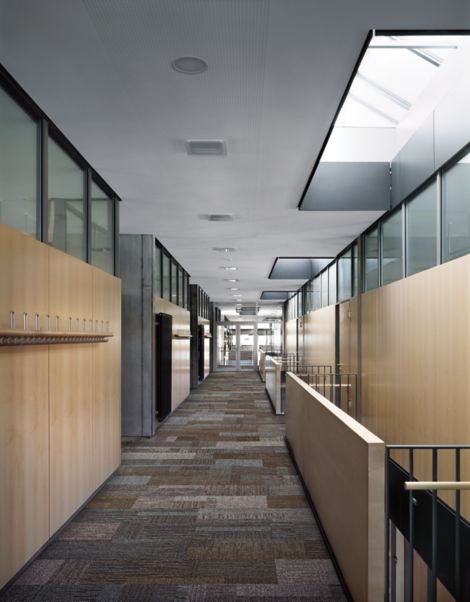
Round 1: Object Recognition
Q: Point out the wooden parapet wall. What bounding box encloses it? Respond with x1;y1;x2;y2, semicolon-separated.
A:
286;372;385;602
265;355;282;414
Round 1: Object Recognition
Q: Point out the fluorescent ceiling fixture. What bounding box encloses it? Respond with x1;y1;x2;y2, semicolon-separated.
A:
336;34;463;129
222;266;238;271
213;247;236;252
225;278;238;283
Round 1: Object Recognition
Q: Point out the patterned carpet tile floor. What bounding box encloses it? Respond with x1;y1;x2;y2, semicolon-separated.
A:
2;372;347;601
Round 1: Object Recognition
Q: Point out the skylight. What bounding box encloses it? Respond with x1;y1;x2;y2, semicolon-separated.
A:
335;34;462;129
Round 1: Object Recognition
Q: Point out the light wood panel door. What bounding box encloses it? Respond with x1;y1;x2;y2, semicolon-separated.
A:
48;247;94;534
0;347;50;589
0;225;50;588
338;298;359;416
92;268;121;488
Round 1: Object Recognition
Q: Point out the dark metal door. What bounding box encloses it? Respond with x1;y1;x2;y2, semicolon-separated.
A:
155;312;172;422
198;324;205;381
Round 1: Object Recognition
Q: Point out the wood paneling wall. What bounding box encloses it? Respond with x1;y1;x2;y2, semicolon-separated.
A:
302;305;336;367
361;256;470;512
284;319;297;354
286;373;385;602
0;225;121;588
294;252;470;515
155;297;190;411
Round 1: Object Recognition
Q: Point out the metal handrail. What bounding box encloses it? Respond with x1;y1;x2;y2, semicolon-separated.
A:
385;444;470;602
404;481;470;491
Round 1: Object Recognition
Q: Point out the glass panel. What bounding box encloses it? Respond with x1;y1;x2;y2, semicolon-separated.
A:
178;267;183;307
382;209;403;285
48;137;85;260
154;245;162;297
321;270;328;307
443;153;470;263
338;249;352;303
328;263;337;305
217;323;237;369
407;181;437;275
313;276;321;310
0;87;38;236
364;228;379;292
162;253;170;300
184;274;189;309
171;261;177;305
352;243;359;297
91;181;114;273
239;323;255;370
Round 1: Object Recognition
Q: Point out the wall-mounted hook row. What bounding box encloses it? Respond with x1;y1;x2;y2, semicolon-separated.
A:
5;312;112;334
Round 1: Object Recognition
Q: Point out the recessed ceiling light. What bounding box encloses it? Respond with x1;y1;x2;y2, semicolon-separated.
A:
225;279;238;283
222;266;238;271
229;287;239;291
212;247;236;252
186;140;226;156
171;56;208;75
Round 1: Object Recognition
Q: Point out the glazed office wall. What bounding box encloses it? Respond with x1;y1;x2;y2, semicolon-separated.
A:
0;225;121;588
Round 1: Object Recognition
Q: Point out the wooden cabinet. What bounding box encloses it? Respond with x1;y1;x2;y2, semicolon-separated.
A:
0;347;50;589
0;225;121;588
92;268;121;489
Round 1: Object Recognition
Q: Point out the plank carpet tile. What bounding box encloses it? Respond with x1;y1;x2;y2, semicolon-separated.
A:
1;372;347;601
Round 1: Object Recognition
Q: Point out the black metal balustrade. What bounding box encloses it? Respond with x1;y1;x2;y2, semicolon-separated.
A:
302;371;358;418
385;445;470;602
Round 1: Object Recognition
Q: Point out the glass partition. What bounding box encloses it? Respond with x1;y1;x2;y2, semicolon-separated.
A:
162;253;170;300
48;137;86;260
364;227;379;292
154;245;162;297
406;181;437;276
0;87;38;237
381;209;403;286
328;262;337;305
352;242;359;296
91;181;114;273
442;152;470;263
171;261;178;305
321;270;328;307
313;275;321;310
338;248;352;302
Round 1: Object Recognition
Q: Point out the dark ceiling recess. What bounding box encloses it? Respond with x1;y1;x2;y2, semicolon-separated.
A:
268;257;332;280
260;291;293;301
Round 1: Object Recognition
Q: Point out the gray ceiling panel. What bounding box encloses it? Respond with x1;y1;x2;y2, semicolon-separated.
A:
391;113;435;207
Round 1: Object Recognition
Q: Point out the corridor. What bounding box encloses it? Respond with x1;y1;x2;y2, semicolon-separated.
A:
2;373;346;601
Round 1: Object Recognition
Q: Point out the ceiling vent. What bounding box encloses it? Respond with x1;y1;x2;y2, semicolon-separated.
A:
236;305;259;316
186;139;226;156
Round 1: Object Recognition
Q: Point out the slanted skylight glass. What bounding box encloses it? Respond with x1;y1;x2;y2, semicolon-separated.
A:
336;34;463;129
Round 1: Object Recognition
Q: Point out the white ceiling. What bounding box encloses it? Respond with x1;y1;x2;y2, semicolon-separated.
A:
1;0;469;304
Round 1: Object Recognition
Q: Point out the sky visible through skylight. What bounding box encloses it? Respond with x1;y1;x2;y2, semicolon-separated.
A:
335;34;463;128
